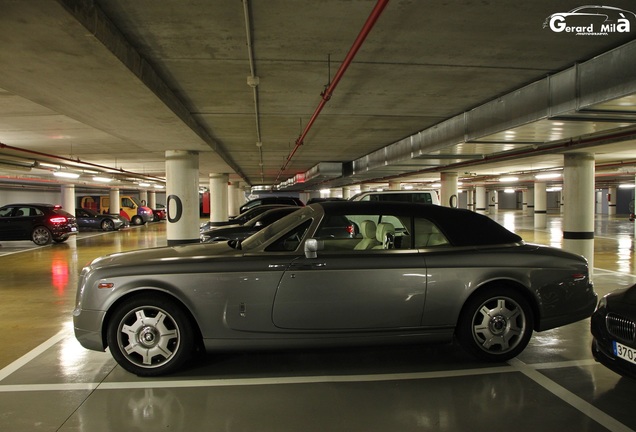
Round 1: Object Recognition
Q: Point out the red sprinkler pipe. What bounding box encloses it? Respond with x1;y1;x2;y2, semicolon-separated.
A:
277;0;389;179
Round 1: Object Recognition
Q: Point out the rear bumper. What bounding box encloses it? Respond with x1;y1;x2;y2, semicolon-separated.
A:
537;290;597;331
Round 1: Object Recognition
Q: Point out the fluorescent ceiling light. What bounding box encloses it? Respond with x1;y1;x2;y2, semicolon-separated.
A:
153;184;165;189
619;184;635;189
53;171;80;179
535;173;561;180
138;182;151;187
499;176;519;182
93;176;113;183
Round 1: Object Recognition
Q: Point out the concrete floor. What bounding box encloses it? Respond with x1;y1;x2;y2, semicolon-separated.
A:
0;211;635;432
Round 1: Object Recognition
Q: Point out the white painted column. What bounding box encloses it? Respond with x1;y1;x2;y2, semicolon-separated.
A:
109;189;120;216
228;181;240;217
139;190;148;207
608;186;617;216
522;189;528;214
209;173;229;222
527;187;535;216
563;153;595;276
534;182;547;229
148;190;157;209
343;187;353;200
487;190;497;214
475;186;487;214
466;188;474;211
440;172;458;208
165;150;200;245
61;184;75;214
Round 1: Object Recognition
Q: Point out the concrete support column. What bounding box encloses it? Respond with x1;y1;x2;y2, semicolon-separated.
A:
228;181;240;217
330;188;343;198
343;187;353;200
148;190;157;209
388;180;400;190
209;173;229;222
608;186;617;216
139;190;148;207
488;190;498;214
440;172;458;208
166;150;200;245
475;186;487;214
467;188;474;211
522;190;528;214
563;153;595;275
534;182;547;229
109;189;120;215
60;184;75;214
527;187;535;215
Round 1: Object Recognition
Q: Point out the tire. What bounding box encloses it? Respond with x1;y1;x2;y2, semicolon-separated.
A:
456;286;533;362
106;294;195;376
131;215;143;226
32;226;53;245
101;219;115;231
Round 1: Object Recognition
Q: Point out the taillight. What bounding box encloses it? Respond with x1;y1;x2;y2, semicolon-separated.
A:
347;224;355;235
50;216;67;224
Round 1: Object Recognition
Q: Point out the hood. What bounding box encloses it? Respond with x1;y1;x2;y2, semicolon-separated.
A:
88;241;240;270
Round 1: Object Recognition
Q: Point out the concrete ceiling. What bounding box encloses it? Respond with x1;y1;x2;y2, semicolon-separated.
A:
0;0;635;193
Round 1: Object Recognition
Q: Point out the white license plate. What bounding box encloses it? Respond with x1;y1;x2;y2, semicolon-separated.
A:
613;341;636;365
71;227;77;232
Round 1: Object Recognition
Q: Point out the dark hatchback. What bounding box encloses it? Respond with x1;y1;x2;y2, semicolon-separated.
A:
591;283;636;379
0;203;78;245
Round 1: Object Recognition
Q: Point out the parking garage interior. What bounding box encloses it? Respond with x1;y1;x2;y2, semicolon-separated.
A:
1;1;636;431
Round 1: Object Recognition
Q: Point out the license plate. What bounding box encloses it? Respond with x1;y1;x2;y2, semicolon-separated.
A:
71;227;77;232
613;341;636;365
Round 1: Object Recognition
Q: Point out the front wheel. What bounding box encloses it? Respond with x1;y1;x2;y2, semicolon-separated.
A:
101;219;115;231
456;287;534;362
106;294;195;376
32;226;53;245
131;215;144;225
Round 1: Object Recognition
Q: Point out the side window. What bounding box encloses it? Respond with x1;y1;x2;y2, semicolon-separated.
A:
122;198;134;208
16;207;33;217
412;193;433;205
0;207;14;217
413;218;449;248
315;215;356;239
320;214;414;251
265;220;312;252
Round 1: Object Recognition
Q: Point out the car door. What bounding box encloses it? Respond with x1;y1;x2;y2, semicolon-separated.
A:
11;206;35;240
272;249;427;331
0;206;17;240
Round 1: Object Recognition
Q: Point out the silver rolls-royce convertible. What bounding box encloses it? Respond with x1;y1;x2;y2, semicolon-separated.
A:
73;201;597;376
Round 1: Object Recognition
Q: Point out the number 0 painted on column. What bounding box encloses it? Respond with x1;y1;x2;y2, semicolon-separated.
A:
167;195;183;223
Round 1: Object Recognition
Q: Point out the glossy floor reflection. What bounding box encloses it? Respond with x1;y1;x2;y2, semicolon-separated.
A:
0;213;635;432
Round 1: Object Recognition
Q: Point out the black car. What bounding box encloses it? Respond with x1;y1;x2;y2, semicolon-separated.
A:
591;283;636;379
0;203;78;245
201;204;293;231
201;206;300;243
75;208;127;231
238;196;304;214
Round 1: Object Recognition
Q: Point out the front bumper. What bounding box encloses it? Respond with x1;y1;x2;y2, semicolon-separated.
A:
590;310;636;380
72;307;107;352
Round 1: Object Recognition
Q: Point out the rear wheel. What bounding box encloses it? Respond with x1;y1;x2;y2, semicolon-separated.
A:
32;226;53;245
457;287;533;362
106;294;195;376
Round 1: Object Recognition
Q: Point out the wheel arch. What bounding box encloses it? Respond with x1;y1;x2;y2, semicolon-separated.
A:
101;288;203;350
457;279;540;332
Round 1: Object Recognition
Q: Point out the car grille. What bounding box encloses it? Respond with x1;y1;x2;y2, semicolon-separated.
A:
606;313;636;343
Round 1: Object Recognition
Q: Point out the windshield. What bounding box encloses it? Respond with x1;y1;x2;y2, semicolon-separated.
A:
241;206;317;251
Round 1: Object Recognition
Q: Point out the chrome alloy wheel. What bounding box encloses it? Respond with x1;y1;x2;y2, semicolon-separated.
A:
116;306;181;368
471;296;527;354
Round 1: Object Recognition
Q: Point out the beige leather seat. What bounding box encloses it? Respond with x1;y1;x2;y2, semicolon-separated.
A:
354;220;381;250
374;222;395;249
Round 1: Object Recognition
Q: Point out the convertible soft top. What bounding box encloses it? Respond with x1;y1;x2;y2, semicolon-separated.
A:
315;201;523;247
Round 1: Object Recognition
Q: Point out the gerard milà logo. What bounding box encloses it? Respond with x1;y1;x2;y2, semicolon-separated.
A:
543;5;635;35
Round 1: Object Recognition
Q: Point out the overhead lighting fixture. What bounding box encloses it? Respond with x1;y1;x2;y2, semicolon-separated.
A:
535;173;561;180
138;182;151;187
618;184;635;189
504;188;516;194
499;176;519;182
38;162;61;170
153;184;165;189
53;171;80;179
92;176;113;183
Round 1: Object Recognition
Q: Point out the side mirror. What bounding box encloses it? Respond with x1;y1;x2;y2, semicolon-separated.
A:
304;238;323;259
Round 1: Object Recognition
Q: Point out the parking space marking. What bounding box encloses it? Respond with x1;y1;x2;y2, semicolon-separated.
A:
509;358;633;432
